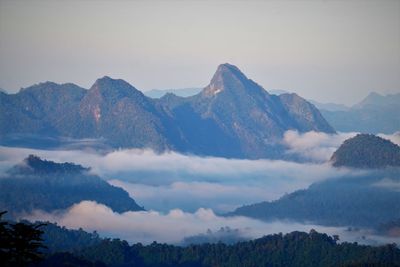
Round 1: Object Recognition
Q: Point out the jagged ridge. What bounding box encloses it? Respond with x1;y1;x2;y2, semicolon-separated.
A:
0;63;335;159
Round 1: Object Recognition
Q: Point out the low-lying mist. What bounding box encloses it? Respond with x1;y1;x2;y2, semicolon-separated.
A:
1;130;399;245
0;131;364;212
22;201;398;246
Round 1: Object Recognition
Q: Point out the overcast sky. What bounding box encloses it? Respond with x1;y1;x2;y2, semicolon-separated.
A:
0;0;399;105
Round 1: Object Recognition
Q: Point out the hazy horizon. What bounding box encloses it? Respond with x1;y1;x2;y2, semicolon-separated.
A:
1;0;399;105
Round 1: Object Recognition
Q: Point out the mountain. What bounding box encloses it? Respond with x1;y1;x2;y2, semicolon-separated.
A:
157;63;335;158
354;92;400;109
0;155;143;217
144;87;202;98
0;63;335;159
231;168;400;229
330;134;400;169
77;76;174;150
308;100;349;112
0;82;86;138
320;92;400;134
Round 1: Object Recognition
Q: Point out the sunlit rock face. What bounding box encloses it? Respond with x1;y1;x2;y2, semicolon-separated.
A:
0;63;335;159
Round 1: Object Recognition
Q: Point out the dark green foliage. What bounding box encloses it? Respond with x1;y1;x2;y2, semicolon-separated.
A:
36;227;400;267
181;227;246;246
232;169;400;228
32;252;107;267
38;222;103;254
331;134;400;168
0;155;143;217
9;154;90;175
0;211;46;267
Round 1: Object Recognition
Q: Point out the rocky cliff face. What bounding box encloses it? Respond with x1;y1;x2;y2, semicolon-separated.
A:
159;63;335;158
1;63;335;159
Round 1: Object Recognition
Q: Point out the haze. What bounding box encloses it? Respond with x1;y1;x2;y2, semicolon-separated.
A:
0;0;399;105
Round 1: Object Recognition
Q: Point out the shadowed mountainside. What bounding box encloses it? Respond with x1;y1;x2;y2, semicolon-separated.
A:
0;63;335;159
0;155;143;217
231;168;400;229
330;134;400;169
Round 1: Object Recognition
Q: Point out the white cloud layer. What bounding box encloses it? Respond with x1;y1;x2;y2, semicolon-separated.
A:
21;201;396;245
378;132;400;146
109;180;271;212
282;130;358;162
0;143;360;212
3;132;399;245
3;130;398;213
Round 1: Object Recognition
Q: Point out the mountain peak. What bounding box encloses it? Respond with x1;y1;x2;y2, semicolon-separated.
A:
331;134;400;168
10;154;90;175
212;63;247;83
19;81;60;93
89;76;143;99
215;63;242;73
92;76;125;88
353;91;400;109
203;63;251;96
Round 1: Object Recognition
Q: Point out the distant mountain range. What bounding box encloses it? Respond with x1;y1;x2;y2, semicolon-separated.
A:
320;92;400;134
265;90;399;133
144;88;292;100
308;100;349;112
0;63;335;159
144;85;400;135
0;155;143;217
144;87;202;98
330;134;400;169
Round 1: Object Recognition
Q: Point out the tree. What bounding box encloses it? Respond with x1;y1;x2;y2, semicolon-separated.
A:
0;211;46;267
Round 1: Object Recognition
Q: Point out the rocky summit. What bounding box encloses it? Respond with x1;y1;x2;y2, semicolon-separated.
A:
0;63;335;159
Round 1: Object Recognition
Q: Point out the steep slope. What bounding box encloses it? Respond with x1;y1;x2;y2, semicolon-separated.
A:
279;93;335;133
330;134;400;168
160;63;335;158
0;82;86;138
321;92;400;134
77;76;173;151
1;63;335;159
231;169;400;228
0;155;143;217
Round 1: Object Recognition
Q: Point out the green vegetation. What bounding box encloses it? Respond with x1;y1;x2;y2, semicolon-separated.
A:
0;211;46;267
331;134;400;168
36;227;400;267
2;214;399;267
232;169;400;228
0;155;143;217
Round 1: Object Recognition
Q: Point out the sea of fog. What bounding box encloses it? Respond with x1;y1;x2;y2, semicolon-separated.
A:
1;130;399;245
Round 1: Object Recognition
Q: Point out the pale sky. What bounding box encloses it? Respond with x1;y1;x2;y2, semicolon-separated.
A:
0;0;399;105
